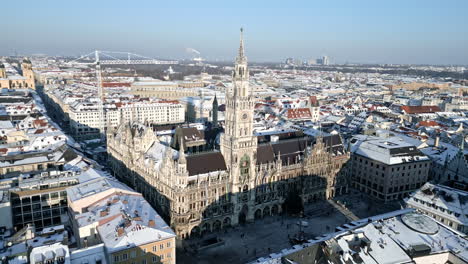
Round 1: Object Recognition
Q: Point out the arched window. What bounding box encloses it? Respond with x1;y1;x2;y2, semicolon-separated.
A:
240;155;250;177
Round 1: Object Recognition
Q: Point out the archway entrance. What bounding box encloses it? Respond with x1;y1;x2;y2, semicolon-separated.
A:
254;209;262;220
213;220;222;232
238;204;248;225
271;204;279;216
263;206;270;218
223;217;231;227
191;226;201;238
202;222;211;235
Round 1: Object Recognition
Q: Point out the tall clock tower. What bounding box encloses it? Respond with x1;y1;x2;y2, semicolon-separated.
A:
221;28;257;193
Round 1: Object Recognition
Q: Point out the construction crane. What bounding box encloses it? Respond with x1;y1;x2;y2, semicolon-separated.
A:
68;50;178;141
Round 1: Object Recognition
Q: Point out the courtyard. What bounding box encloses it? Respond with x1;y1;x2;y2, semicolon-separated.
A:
175;190;402;264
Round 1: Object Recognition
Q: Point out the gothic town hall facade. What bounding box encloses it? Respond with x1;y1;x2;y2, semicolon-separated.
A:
107;30;349;238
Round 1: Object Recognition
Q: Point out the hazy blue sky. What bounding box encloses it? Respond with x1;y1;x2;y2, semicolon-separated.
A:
2;0;468;65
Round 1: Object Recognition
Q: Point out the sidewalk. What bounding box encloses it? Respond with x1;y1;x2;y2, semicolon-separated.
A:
327;199;359;221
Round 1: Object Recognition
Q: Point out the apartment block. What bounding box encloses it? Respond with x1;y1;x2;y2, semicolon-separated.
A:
350;135;431;201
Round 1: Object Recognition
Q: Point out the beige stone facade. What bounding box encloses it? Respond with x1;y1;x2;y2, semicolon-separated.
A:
107;30;349;239
131;81;198;99
0;146;69;176
109;239;175;264
386;82;451;91
0;59;35;90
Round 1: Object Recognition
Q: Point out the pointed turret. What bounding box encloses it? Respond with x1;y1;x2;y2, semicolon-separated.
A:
0;63;6;78
106;118;114;139
178;139;186;164
212;94;219;126
460;133;465;150
232;28;249;95
456;123;464;133
238;27;245;61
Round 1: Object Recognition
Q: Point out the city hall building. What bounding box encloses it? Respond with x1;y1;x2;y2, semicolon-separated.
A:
107;30;349;238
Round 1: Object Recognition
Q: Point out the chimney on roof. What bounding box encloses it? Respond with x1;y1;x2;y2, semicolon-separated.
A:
148;219;155;227
435;136;440;148
343;251;350;261
117;227;125;237
100;209;109;217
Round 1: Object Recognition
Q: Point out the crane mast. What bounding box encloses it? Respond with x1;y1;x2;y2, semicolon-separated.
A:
86;50;178;142
95;50;106;140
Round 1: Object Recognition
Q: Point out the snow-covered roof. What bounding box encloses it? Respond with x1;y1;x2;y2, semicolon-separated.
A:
70;243;107;264
250;209;468;264
406;182;468;226
97;198;175;253
350;135;429;165
30;243;70;264
66;176;133;203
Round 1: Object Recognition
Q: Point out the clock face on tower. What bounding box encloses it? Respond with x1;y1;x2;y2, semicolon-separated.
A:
242;113;248;120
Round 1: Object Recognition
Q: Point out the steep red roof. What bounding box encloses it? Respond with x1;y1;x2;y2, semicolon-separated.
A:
286;108;312;120
418;120;440;127
163;100;180;104
255;103;270;110
309;96;319;106
102;82;131;88
34;129;45;134
33;119;48;128
400;105;441;114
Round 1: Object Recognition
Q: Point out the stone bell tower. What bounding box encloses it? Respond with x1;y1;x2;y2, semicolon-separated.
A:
220;28;257;223
21;58;35;89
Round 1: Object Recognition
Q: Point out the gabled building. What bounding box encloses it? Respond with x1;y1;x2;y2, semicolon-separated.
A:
282;108;312;122
405;182;468;234
67;177;176;264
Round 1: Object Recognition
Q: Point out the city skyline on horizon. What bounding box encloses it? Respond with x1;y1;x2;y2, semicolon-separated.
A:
2;0;468;66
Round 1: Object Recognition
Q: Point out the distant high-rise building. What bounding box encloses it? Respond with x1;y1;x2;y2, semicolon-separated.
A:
293;58;303;66
285;58;304;66
285;58;294;65
307;59;317;65
322;55;329;65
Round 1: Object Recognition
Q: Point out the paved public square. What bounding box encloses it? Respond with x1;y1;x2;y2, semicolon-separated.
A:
176;191;402;264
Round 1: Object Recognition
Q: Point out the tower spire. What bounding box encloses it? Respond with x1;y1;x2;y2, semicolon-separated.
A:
461;132;465;150
178;138;186;164
238;27;245;60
